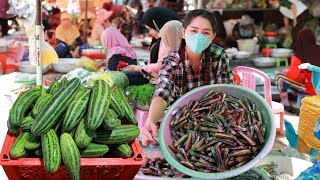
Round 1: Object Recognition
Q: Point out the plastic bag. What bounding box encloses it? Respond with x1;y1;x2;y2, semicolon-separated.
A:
297;159;320;179
28;29;58;66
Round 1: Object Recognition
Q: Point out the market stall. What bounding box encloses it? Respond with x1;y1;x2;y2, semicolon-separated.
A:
0;0;320;179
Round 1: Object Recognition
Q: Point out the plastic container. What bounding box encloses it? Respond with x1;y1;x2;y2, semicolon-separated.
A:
19;61;49;74
253;57;276;68
0;132;146;180
237;39;258;55
256;155;313;179
270;48;293;58
52;58;80;73
159;84;276;179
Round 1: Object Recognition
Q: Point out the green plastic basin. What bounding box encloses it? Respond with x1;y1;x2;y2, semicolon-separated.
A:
159;84;276;179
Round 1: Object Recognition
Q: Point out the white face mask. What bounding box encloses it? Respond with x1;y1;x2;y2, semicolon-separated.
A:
185;33;211;54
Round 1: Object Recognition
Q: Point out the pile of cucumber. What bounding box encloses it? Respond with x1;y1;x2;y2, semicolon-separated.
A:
7;78;140;180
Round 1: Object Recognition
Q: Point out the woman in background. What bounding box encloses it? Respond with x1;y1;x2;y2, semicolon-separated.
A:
55;13;82;58
101;27;137;71
275;28;320;115
124;20;183;85
124;8;180;78
91;9;113;43
232;14;255;40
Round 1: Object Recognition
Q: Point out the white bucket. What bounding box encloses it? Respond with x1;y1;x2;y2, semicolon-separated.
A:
237;38;258;55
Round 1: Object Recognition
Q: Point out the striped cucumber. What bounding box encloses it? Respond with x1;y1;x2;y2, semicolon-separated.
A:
110;90;125;118
9;85;45;126
87;80;111;130
103;109;121;129
94;125;139;144
10;132;29;158
113;87;137;125
42;129;61;173
20;116;35;132
25;133;40;150
62;89;91;133
32;94;52;118
59;77;69;87
7;119;20;135
60;133;80;180
111;143;132;158
31;78;81;136
75;119;95;149
80;143;109;157
47;81;60;95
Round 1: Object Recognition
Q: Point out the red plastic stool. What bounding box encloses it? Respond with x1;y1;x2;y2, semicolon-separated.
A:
134;108;149;129
261;48;271;57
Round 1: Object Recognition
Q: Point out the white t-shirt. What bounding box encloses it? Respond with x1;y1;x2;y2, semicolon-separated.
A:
279;0;308;19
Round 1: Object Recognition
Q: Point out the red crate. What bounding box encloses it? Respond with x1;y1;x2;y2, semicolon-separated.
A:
0;131;146;180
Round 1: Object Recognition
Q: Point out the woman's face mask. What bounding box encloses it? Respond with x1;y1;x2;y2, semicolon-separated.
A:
183;16;215;54
185;33;211;54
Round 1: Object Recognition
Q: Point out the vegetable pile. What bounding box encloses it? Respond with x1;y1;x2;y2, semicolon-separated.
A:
7;78;139;180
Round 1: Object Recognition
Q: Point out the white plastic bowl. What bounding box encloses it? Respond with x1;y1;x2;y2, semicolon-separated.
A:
256;155;313;179
235;51;251;59
237;39;258;54
253;57;276;68
19;61;49;74
270;48;293;57
52;58;80;73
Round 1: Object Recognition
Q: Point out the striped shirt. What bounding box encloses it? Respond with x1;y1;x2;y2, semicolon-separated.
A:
154;41;233;105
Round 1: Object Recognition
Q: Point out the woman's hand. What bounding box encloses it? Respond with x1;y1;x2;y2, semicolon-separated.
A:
140;120;159;146
124;65;140;72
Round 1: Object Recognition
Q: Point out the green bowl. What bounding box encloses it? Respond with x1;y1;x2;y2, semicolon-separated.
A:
159;84;276;179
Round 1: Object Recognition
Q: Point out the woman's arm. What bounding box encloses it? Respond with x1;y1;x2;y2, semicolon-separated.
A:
291;4;297;27
286;56;302;82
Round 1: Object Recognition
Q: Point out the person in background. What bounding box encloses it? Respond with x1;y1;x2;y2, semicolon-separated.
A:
55;13;82;58
232;14;255;40
91;9;113;42
275;28;320;115
0;0;9;37
268;0;312;45
103;2;133;42
132;2;145;35
124;20;183;85
140;9;233;146
212;11;227;47
48;8;61;30
124;8;180;77
100;27;137;71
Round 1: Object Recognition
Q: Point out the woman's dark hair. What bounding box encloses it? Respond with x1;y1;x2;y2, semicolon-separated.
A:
183;9;216;33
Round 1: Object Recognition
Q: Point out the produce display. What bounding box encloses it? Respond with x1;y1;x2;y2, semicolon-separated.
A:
169;90;266;172
127;84;156;109
7;78;140;179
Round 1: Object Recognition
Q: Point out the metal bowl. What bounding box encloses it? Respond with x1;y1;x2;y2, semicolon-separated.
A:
52;58;80;73
253;57;276;68
19;61;49;74
270;48;293;57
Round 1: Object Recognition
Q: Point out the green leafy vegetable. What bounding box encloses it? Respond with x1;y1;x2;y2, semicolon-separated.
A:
127;84;156;107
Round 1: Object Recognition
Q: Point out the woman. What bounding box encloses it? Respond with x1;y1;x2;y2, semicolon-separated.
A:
91;9;113;42
124;8;180;82
55;13;82;58
100;27;137;71
140;9;233;146
275;28;320;114
268;0;312;45
232;14;255;40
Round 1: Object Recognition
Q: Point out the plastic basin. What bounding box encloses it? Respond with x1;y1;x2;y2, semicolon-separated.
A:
237;39;258;55
159;84;276;179
19;61;49;74
253;57;276;68
52;58;80;73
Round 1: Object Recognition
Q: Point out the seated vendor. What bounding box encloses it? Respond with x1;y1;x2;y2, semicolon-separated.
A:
275;28;320;115
55;13;82;58
140;9;233;146
232;15;256;40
